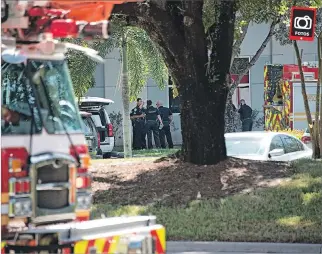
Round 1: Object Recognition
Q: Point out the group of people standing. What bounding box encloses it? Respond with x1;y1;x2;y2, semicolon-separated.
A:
130;98;174;150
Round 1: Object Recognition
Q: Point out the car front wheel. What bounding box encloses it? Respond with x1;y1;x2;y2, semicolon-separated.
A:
103;152;111;159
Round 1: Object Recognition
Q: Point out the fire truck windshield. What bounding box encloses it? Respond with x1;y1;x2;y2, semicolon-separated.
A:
1;59;83;135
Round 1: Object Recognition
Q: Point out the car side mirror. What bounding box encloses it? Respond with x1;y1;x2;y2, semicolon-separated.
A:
269;148;284;157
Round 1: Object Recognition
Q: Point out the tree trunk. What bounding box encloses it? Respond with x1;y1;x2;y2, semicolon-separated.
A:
314;32;321;159
318;32;322;157
176;1;236;164
293;40;314;157
113;0;237;164
121;33;132;158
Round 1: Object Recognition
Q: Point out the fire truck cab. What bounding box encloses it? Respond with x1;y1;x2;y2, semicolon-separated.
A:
1;1;165;253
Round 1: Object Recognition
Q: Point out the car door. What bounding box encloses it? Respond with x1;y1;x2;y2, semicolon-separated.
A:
280;134;304;161
82;117;95;152
269;135;289;161
87;117;99;151
293;138;312;159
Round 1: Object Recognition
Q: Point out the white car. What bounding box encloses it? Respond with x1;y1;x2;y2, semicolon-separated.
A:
79;97;115;159
225;131;312;161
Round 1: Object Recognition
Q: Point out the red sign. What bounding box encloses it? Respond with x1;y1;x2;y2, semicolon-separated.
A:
289;6;317;42
231;73;249;84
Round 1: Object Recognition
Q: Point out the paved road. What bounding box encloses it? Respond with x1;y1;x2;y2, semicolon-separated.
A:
167;241;322;254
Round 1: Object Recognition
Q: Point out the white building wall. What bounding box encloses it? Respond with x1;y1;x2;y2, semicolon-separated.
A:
88;22;318;147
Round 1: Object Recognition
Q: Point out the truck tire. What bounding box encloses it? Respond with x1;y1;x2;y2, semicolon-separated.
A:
103;152;111;159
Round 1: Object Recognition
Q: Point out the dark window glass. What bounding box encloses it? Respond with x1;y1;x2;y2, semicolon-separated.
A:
270;135;284;151
29;60;82;134
1;62;42;135
295;139;304;151
281;135;300;153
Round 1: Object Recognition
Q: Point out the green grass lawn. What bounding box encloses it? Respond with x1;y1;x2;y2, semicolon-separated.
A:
132;148;179;157
92;159;322;243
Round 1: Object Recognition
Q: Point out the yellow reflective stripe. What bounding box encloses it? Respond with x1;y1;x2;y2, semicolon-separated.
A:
94;238;105;253
108;235;120;253
1;241;6;249
156;227;166;252
1;193;9;204
74;240;88;254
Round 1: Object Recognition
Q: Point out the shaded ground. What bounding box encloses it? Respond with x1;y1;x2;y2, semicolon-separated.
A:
92;157;292;206
91;158;322;243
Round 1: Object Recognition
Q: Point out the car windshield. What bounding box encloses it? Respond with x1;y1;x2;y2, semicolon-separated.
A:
1;62;42;135
29;59;82;134
2;59;82;135
225;136;266;156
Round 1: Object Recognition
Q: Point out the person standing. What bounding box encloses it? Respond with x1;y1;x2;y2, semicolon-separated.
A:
156;100;174;149
130;98;146;150
238;99;253;132
145;100;163;149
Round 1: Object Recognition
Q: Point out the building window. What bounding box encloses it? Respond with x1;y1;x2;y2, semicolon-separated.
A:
168;76;180;113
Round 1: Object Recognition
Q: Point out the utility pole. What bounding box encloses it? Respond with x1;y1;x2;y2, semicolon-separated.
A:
121;32;132;158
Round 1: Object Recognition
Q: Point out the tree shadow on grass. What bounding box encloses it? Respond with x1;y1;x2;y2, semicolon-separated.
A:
92;159;322;243
92;157;293;207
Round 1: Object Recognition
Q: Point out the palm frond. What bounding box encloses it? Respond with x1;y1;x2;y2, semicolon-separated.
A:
126;28;150;101
126;27;168;97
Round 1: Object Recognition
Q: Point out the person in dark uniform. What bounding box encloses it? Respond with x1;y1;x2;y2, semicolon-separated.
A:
238;99;253;132
130;98;146;150
156;100;174;149
145;100;163;149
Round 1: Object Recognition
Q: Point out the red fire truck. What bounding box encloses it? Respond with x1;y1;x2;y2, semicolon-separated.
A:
1;1;166;253
263;63;319;131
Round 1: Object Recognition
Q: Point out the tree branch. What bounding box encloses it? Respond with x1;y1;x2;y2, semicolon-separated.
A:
230;22;249;67
208;0;237;86
229;19;278;95
112;1;187;77
293;40;313;129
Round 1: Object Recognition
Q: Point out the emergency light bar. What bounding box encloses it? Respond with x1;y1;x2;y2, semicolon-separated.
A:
1;36;104;63
1;0;142;41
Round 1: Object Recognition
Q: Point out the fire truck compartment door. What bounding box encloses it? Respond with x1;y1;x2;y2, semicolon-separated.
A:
292;83;317;130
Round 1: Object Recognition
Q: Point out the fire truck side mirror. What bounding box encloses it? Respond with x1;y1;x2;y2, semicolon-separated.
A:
1;48;27;64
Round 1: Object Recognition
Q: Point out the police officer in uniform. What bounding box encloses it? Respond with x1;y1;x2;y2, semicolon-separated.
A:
238;99;253;132
130;98;146;150
156;100;174;149
145;100;163;149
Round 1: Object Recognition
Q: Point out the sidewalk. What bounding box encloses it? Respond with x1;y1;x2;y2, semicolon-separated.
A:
167;241;322;253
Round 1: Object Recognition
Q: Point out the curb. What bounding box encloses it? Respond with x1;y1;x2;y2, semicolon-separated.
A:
166;241;322;253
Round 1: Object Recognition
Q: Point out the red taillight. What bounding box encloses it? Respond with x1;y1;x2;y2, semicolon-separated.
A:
107;123;113;137
301;136;311;144
97;132;101;149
